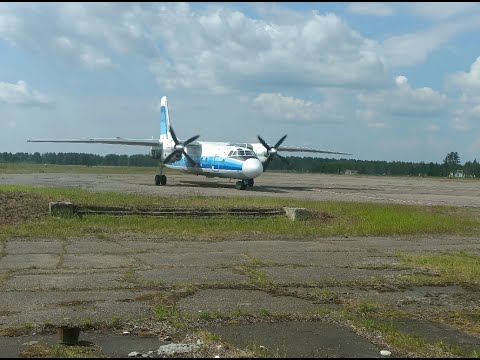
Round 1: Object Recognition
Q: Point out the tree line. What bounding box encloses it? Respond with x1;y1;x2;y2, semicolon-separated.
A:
1;151;478;177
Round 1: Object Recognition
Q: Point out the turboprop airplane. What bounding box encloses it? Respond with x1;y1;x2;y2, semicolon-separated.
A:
28;96;351;190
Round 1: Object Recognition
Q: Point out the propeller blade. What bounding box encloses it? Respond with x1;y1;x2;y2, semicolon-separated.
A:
183;134;200;146
274;135;287;149
163;150;178;164
257;135;271;151
277;154;289;165
183;151;197;166
169;127;179;145
262;161;270;171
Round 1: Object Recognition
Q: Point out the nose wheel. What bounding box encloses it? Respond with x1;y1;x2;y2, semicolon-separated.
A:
155;174;167;186
235;179;253;190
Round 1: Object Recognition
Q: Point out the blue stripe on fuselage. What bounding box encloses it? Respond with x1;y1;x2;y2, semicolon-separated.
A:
170;156;243;171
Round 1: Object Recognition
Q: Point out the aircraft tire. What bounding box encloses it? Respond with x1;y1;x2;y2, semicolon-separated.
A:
247;179;254;187
155;175;161;186
160;175;167;186
235;181;246;190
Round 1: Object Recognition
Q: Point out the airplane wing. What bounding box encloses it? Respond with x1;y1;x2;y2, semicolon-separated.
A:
277;145;352;155
27;138;160;147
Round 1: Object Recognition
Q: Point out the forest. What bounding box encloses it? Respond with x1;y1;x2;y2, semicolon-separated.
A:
1;151;478;177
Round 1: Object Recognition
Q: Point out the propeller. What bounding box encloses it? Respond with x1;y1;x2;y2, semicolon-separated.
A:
163;127;200;166
257;134;289;170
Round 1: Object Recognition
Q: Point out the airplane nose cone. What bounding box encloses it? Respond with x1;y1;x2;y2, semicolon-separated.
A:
242;158;263;178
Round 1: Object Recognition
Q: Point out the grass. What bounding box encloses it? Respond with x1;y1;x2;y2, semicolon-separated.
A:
398;251;480;284
19;343;104;358
341;300;478;358
1;185;479;241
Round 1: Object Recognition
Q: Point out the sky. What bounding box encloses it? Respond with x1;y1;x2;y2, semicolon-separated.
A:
1;2;480;163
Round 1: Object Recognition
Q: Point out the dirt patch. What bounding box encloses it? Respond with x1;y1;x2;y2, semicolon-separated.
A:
0;191;48;225
311;210;335;222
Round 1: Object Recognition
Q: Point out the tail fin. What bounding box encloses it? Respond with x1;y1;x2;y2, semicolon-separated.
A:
159;96;170;141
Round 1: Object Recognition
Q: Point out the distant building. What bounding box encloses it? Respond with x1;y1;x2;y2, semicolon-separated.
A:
344;169;358;175
449;170;465;178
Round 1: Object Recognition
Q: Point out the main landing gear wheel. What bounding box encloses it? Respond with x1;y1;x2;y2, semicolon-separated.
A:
155;175;167;186
247;179;254;187
235;180;247;190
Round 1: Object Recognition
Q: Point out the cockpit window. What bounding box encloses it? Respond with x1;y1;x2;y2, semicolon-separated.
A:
228;148;257;159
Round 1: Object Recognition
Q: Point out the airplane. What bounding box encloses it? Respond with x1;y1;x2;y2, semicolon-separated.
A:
28;96;352;190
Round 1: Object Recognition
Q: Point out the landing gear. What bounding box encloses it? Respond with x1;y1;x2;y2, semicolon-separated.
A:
154;174;167;186
235;181;247;190
155;166;167;186
235;179;255;190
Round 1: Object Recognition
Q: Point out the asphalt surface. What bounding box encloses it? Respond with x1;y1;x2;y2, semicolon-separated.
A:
1;171;480;207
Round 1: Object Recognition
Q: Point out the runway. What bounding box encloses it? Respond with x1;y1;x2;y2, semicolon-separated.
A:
1;171;479;208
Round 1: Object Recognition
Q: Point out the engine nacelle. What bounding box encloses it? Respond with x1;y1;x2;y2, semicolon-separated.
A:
162;151;182;163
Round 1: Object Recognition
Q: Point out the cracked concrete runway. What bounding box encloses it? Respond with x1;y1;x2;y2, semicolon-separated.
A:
1;171;479;357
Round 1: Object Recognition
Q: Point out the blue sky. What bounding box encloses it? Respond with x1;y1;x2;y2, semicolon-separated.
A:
1;2;480;163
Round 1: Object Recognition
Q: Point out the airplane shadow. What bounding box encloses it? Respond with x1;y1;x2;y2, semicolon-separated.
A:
177;180;312;194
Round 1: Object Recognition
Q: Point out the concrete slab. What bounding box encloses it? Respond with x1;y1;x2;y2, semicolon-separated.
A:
132;252;244;267
207;240;353;254
0;290;160;312
63;254;137;269
0;254;59;269
248;252;398;267
177;289;326;316
4;272;132;291
208;321;382;358
137;268;248;286
0;300;152;327
66;241;130;254
5;240;62;255
263;266;409;284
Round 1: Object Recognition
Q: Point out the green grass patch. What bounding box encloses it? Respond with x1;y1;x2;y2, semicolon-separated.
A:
19;343;104;358
1;185;479;241
398;251;480;284
341;301;475;357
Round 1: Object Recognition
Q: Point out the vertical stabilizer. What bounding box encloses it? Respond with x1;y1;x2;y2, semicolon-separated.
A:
159;96;170;141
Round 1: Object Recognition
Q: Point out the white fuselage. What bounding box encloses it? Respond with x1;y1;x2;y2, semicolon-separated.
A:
164;141;265;180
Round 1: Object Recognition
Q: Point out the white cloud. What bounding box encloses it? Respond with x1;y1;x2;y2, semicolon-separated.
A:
407;3;479;21
0;3;387;91
448;56;480;92
3;2;479;94
347;3;395;17
253;92;349;123
253;93;321;122
148;6;387;92
0;80;53;108
357;75;447;124
446;57;480;132
378;15;480;68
